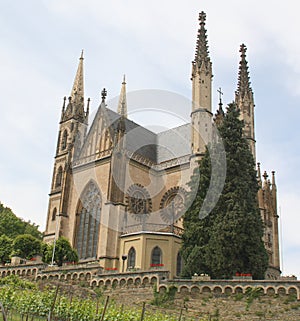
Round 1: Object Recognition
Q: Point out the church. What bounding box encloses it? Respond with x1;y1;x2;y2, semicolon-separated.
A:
43;12;280;280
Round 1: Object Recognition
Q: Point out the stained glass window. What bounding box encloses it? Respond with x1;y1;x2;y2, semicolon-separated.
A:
75;182;101;260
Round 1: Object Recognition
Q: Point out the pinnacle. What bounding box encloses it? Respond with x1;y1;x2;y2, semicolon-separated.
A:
236;44;253;99
117;75;128;118
194;11;210;67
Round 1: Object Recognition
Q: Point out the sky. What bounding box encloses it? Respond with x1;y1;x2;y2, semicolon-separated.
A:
0;0;299;277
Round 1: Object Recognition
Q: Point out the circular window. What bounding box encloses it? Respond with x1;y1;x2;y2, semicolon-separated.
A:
126;184;152;221
160;187;187;224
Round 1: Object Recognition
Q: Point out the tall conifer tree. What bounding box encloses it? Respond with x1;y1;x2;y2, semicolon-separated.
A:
182;103;268;279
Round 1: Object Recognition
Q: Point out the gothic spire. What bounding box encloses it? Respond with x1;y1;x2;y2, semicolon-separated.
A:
194;11;210;68
71;50;84;105
235;44;253;100
117;75;128;118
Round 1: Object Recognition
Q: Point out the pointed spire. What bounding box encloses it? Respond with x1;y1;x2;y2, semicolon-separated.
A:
71;50;84;105
86;98;90;114
60;96;67;121
117;75;128;118
257;162;262;187
271;171;277;189
62;96;66;112
194;11;210;68
236;44;253;99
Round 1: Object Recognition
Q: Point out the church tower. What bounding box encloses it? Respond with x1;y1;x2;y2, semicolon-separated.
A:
235;44;256;160
44;52;89;243
191;11;213;155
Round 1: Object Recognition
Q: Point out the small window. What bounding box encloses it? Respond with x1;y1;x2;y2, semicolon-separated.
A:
61;130;68;150
151;246;162;265
52;208;57;221
55;166;63;188
128;247;136;269
176;252;182;276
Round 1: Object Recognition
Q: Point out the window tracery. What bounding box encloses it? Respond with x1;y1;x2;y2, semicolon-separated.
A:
126;184;152;221
75;181;101;260
159;187;187;224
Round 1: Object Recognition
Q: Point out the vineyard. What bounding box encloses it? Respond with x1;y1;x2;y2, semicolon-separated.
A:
0;276;202;321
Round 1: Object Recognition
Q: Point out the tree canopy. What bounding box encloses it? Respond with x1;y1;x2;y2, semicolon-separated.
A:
181;103;268;279
12;234;42;259
43;237;78;266
0;235;13;265
0;203;42;240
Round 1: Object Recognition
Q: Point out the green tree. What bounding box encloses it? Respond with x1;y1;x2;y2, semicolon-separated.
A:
182;103;268;279
12;234;42;259
181;149;215;276
0;235;13;265
44;237;78;266
0;203;42;240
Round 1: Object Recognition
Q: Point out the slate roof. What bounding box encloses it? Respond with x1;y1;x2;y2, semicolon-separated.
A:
84;105;191;164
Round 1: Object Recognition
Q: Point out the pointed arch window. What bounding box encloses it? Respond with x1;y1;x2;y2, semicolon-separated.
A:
55;166;63;188
176;252;182;276
51;207;57;221
75;182;101;260
61;129;68;150
128;247;136;269
151;246;162;265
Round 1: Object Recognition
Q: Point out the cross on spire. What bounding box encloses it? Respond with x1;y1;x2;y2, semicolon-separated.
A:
217;87;223;104
101;88;107;102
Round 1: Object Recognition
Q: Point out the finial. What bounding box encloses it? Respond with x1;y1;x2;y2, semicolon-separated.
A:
122;74;126;84
199;11;206;25
68;96;72;103
101;88;107;102
240;43;247;57
271;171;276;186
80;49;84;59
257;162;262;186
263;171;268;181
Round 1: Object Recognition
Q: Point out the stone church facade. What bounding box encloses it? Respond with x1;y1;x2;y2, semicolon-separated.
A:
43;12;280;279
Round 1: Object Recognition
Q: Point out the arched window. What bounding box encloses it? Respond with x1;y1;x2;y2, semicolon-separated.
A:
151;246;162;265
51;208;57;221
75;182;101;260
127;247;136;269
176;252;182;276
55;166;63;188
61;129;68;150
